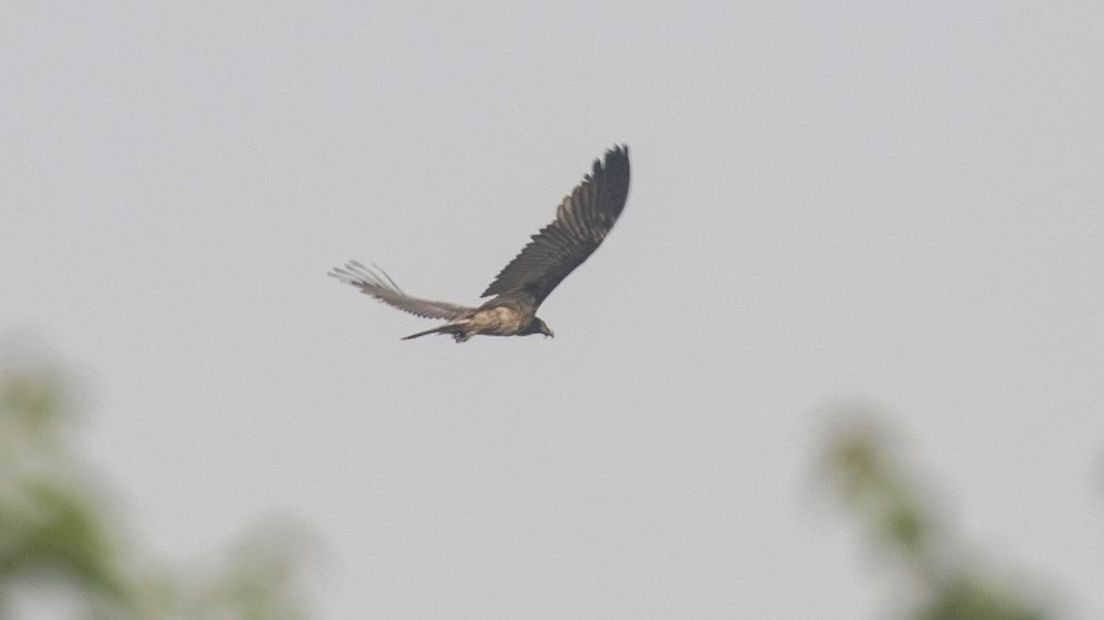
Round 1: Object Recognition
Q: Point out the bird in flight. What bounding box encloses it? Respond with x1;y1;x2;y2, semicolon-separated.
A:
329;145;631;342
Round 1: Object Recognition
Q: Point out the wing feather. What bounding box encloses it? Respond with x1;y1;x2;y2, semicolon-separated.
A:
481;145;630;302
329;261;473;319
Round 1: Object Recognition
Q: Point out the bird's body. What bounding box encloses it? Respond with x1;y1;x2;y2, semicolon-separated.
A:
329;145;630;342
399;291;542;342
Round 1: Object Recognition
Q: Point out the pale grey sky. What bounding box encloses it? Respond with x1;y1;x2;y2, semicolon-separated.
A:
3;2;1103;618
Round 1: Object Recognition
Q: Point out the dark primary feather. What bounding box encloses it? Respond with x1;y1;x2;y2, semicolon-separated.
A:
328;261;473;320
481;145;630;302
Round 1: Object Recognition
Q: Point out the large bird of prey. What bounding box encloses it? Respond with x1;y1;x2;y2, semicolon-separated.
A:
329;145;630;342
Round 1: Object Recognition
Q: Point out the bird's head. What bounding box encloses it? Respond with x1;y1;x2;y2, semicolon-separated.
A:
524;317;554;339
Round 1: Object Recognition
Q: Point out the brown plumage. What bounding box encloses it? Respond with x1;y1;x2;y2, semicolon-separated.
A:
329;145;630;342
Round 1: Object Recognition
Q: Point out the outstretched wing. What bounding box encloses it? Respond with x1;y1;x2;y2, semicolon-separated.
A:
482;145;630;302
329;261;473;320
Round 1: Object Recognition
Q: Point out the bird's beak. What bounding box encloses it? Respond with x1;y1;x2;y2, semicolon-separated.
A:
545;329;555;339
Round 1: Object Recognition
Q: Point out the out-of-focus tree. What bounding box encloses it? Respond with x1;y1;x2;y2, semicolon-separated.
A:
0;352;313;620
819;406;1050;620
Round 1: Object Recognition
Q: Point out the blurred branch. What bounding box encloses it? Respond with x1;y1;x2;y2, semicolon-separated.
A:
819;406;1050;620
0;349;314;619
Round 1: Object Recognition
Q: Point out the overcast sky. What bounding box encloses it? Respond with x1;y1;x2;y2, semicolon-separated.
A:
3;2;1103;618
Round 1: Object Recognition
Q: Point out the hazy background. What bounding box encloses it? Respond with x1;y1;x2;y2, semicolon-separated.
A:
3;2;1102;618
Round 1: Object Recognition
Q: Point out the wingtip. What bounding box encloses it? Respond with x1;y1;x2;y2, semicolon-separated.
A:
599;144;630;172
594;144;631;184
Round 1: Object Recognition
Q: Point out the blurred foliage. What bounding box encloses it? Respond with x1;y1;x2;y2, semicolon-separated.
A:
2;343;1085;619
820;409;1051;620
0;358;312;620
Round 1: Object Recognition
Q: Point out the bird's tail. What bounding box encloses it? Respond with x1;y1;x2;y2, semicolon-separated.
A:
401;322;470;341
